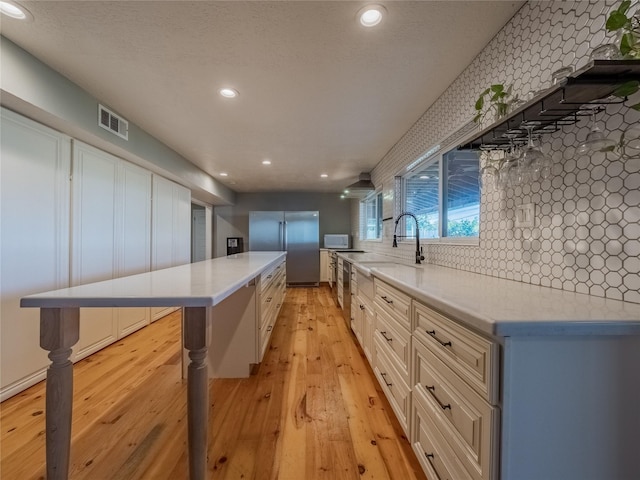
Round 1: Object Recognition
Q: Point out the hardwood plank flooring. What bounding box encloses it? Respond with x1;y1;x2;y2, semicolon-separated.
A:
1;286;426;479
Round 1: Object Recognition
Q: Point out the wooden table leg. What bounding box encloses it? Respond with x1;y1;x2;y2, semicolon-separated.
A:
40;307;80;480
183;306;209;480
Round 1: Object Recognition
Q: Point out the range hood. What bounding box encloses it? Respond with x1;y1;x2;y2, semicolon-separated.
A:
343;172;375;198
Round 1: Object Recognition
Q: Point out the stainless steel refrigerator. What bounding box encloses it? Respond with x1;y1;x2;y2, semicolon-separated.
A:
248;211;320;286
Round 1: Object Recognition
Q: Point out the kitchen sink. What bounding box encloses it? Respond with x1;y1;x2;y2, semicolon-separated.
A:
357;261;421;268
355;261;422;277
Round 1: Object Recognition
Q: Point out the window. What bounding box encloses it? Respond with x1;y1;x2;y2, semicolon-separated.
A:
360;191;383;240
403;148;480;240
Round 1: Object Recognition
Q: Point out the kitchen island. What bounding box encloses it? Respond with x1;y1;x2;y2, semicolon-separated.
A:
20;251;286;480
337;252;640;480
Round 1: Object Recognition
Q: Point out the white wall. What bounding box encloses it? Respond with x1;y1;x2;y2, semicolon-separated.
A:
0;36;235;207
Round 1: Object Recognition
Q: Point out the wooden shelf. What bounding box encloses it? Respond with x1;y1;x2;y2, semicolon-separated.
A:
459;60;640;150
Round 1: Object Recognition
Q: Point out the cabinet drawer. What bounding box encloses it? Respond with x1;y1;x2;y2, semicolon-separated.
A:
373;336;410;434
413;339;499;480
413;301;499;404
374;280;411;330
412;390;473;480
375;307;411;385
261;266;277;292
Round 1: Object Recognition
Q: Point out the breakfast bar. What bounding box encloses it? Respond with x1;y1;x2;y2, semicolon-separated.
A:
20;251;286;480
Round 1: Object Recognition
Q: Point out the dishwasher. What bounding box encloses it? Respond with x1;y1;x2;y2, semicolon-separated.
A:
342;260;351;326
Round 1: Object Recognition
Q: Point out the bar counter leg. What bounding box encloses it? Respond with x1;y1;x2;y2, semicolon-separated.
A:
40;307;80;480
183;306;210;480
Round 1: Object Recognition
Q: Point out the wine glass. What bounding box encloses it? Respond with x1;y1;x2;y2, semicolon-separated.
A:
519;121;547;182
498;133;523;188
478;145;503;190
620;124;640;160
576;106;617;155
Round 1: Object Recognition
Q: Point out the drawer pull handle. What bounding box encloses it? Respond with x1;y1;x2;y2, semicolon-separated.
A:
267;274;273;279
426;385;451;410
359;304;365;310
267;325;273;332
426;329;452;347
381;295;393;304
424;452;439;475
380;372;393;387
380;331;393;342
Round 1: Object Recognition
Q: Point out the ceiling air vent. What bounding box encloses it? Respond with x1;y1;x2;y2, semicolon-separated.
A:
98;104;128;140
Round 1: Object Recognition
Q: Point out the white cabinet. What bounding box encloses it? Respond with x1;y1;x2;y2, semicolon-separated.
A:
337;257;344;308
412;333;499;480
355;269;375;363
71;141;152;360
206;257;286;378
372;278;412;434
0;109;192;399
258;259;286;360
0;108;71;400
320;249;329;283
117;162;153;336
71;141;119;359
354;265;640;480
411;300;500;480
151;175;191;321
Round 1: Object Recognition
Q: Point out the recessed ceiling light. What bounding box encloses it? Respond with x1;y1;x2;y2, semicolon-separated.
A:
0;0;33;20
357;4;386;27
220;172;228;177
320;173;328;178
219;88;238;98
419;175;429;179
262;160;271;165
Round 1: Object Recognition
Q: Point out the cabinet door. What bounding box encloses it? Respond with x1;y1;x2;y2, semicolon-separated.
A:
320;250;329;282
152;175;175;271
152;175;191;269
363;302;374;363
151;175;190;322
0;109;71;399
71;141;118;360
117;161;152;336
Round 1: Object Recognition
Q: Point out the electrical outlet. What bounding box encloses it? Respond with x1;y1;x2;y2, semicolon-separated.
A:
515;203;535;228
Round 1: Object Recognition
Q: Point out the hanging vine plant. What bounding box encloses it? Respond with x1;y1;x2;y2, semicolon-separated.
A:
473;84;516;124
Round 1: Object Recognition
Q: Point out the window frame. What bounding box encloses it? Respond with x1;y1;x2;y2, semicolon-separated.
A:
360;189;383;242
399;145;480;246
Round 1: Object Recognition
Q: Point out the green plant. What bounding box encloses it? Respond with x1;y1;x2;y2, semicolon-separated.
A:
473;84;515;124
606;0;640;59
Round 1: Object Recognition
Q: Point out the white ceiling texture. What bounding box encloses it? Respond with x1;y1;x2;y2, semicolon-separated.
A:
1;1;523;194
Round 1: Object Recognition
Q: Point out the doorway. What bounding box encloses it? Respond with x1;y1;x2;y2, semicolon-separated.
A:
191;204;208;262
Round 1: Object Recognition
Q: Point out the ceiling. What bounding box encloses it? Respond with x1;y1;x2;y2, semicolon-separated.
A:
0;0;523;194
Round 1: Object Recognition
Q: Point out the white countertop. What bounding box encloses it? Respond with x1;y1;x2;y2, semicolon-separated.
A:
21;252;286;309
338;252;640;337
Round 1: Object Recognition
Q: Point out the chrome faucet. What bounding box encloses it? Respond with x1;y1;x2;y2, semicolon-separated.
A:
392;212;425;264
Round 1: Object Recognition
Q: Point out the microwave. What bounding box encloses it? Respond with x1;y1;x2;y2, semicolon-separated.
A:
324;234;350;249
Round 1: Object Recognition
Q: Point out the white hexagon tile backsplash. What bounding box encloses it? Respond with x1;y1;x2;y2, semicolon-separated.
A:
358;0;640;304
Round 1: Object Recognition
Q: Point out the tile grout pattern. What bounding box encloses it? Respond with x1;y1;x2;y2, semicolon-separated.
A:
353;0;640;304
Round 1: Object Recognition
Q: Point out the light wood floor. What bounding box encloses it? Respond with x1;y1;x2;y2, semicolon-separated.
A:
1;286;427;479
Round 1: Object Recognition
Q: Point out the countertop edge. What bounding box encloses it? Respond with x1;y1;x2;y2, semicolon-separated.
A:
20;252;287;309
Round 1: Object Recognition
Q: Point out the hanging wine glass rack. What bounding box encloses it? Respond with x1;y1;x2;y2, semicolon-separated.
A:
458;60;640;150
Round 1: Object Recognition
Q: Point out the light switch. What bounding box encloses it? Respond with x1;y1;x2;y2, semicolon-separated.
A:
515;203;535;228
